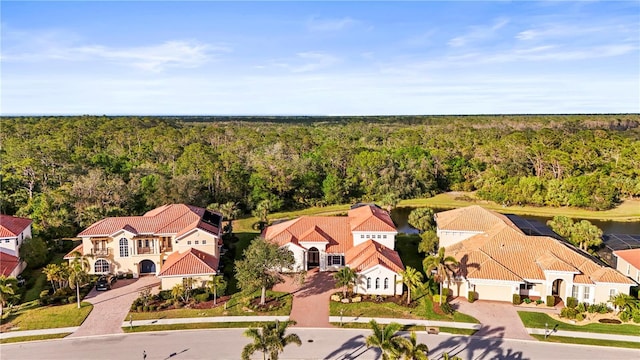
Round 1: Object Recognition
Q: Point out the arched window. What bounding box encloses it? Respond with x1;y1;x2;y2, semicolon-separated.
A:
366;277;371;289
119;238;129;257
375;278;380;289
384;278;389;289
94;259;109;273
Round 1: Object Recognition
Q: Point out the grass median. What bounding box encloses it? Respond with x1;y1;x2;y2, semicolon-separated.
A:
531;334;640;349
123;321;277;333
0;333;71;344
1;301;92;331
518;311;640;336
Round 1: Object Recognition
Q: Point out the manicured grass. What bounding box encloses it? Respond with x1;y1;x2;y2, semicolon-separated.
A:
2;302;92;331
531;335;640;349
438;327;477;335
129;291;292;321
518;311;640;336
0;333;71;344
22;252;66;303
330;296;478;324
123;322;276;333
399;193;640;222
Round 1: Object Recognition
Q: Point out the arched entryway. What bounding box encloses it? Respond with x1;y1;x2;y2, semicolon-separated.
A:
552;279;563;296
139;259;156;274
307;247;319;268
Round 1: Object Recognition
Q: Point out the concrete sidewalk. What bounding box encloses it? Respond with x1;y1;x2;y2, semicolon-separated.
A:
122;315;289;328
0;327;79;340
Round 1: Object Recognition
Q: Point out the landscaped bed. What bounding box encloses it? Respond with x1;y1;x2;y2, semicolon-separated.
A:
517;311;640;336
128;291;292;321
0;301;93;332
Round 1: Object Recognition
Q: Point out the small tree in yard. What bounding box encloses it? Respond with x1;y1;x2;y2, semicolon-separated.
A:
398;266;423;305
67;252;90;309
207;275;227;305
235;238;294;306
423;247;458;305
171;284;185;303
0;275;17;317
333;267;358;298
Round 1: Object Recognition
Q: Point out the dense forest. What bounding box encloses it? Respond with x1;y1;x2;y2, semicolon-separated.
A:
1;114;639;239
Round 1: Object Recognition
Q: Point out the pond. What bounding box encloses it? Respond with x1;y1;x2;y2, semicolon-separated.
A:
390;207;640;235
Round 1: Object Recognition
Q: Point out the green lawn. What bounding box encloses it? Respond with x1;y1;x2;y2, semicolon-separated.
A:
22;252;67;303
518;311;640;336
531;335;640;349
330;296;478;324
129;291;292;321
2;302;92;331
0;333;71;344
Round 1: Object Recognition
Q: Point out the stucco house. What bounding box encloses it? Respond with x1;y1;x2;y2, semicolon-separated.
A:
262;204;404;296
613;249;640;285
67;204;222;289
436;206;636;305
0;214;33;277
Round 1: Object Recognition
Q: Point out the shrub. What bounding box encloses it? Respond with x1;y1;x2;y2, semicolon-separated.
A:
60;297;68;304
143;306;149;312
566;297;578;308
578;303;587;313
523;298;532;304
126;273;134;279
546;295;555;307
158;290;172;301
576;313;584;321
433;295;441;304
560;307;578;319
68;296;76;303
442;288;450;297
165;299;174;306
194;293;210;303
40;290;50;298
440;301;454;315
620;311;631;322
535;299;544;305
137;305;143;312
467;291;476;303
130;304;137;311
149;305;156;311
512;294;521;305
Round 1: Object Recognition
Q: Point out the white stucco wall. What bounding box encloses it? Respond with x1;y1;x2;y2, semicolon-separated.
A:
593;283;632;304
281;243;306;272
355;265;403;296
352;231;397;249
614;256;640;284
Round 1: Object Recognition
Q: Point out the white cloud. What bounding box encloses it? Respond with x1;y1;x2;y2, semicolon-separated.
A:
292;52;340;73
307;16;357;32
448;18;509;47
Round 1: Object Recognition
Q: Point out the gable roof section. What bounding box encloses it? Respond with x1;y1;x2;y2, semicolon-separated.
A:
346;240;404;273
440;206;635;285
0;251;20;276
348;205;397;232
614;249;640;270
159;248;218;277
0;215;32;238
78;204;221;239
435;205;521;233
263;216;353;253
63;244;85;260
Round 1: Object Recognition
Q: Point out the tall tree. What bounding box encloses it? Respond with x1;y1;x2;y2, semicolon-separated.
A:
365;320;404;360
547;216;574;238
43;263;61;292
570;220;603;251
396;331;429;360
398;267;423;305
235;238;294;305
19;236;49;269
207;275;227;305
423;247;458;305
333;267;358;298
241;321;301;360
67;253;90;309
408;208;435;232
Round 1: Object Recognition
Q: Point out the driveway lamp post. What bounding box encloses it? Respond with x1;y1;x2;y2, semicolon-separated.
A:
130;314;133;330
544;322;548;339
339;308;344;327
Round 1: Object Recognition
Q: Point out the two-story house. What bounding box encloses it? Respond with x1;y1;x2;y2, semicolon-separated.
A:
436;206;636;305
0;214;33;277
66;204;223;289
262;204;404;296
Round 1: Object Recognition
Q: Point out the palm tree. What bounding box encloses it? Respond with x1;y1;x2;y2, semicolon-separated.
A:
398;266;423;305
207;275;227;305
333;267;358;298
220;201;240;235
396;331;429;360
611;293;639;313
242;321;301;360
43;263;61;291
365;320;404;360
423;247;458;305
171;284;185;304
0;275;17;317
68;253;90;309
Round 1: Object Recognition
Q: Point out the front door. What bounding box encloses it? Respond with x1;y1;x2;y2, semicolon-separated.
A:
308;247;320;268
140;260;156;274
552;279;562;296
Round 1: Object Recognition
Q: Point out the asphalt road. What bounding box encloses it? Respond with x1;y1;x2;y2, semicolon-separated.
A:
2;328;638;360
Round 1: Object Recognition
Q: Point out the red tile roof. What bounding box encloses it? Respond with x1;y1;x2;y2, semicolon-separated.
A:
442;206;634;285
614;249;640;271
0;215;32;238
78;204;221;239
349;205;397;232
63;244;84;260
159;248;218;277
0;251;20;276
345;240;404;273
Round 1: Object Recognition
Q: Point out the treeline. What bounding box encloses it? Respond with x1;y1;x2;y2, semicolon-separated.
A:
0;114;638;239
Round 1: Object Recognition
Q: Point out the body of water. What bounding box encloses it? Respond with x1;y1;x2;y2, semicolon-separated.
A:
390;206;640;235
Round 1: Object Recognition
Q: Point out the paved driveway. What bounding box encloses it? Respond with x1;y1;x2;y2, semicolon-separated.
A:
68;276;159;337
451;298;535;340
274;269;336;328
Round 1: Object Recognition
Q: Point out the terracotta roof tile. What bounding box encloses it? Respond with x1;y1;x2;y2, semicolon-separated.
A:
614;249;640;270
63;244;85;259
0;251;20;276
440;206;635;285
264;216;352;253
159;248;218;277
0;215;32;238
348;205;396;232
346;240;404;273
78;204;221;239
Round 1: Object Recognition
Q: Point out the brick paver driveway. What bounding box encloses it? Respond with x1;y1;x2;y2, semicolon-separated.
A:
69;276;159;337
451;298;538;340
274;268;336;328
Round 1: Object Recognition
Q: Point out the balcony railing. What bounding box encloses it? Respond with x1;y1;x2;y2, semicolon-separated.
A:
91;248;110;256
137;247;154;254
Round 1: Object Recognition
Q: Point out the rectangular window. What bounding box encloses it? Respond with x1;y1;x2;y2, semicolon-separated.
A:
138;240;143;247
628;264;631;275
328;255;344;266
609;289;616;298
360;235;364;239
583;286;590;301
145;239;150;247
377;235;381;239
187;241;192;245
202;240;206;245
572;285;579;299
195;240;199;245
383;235;387;239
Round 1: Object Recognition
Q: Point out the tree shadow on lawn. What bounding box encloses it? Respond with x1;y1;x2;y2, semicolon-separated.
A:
429;325;529;360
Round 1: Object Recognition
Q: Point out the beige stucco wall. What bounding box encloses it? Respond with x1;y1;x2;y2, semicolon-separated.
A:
174;230;219;257
160;275;211;290
471;282;516;302
355;266;403;296
352;231;397;249
281;243;305;272
437;230;482;248
615;256;640;284
593;283;632;304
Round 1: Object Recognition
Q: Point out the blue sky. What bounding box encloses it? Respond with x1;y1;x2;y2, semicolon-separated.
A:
1;1;639;115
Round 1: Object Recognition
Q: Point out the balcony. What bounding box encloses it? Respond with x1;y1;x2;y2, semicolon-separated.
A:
91;248;110;257
137;247;154;255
